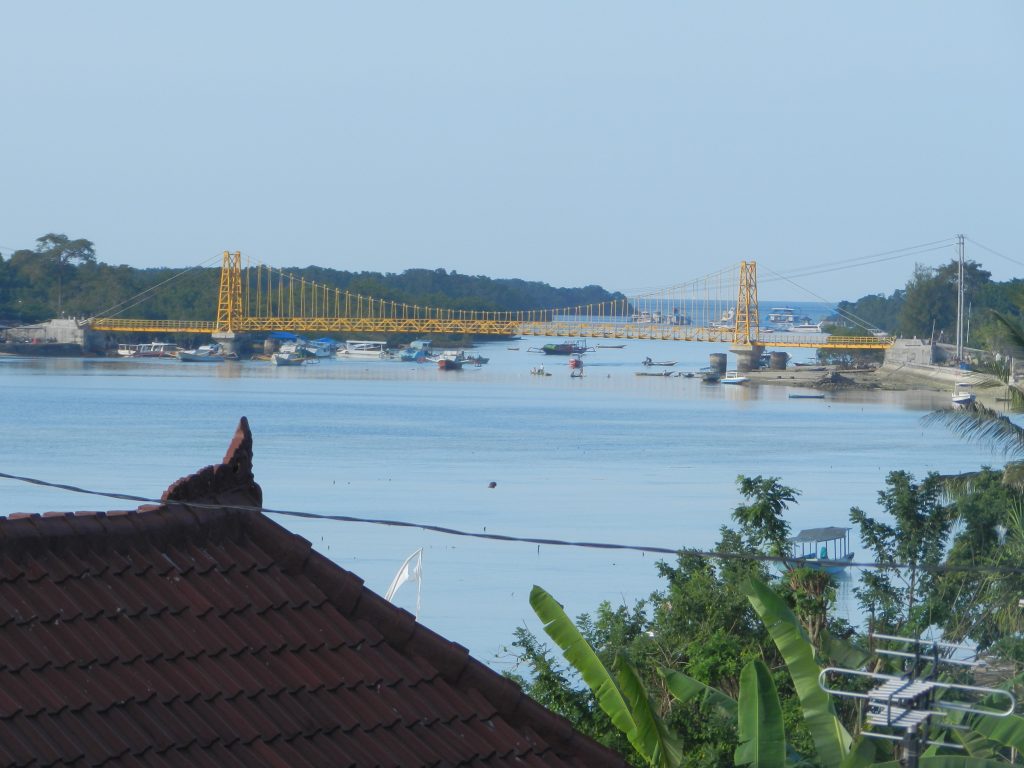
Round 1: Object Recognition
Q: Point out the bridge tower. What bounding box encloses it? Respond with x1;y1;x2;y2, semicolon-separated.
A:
213;251;248;355
730;260;763;371
216;251;244;332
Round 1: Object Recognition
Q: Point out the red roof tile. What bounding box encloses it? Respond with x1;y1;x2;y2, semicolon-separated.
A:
0;418;625;767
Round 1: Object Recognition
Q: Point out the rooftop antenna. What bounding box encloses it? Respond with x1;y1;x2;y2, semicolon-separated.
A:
820;632;1014;767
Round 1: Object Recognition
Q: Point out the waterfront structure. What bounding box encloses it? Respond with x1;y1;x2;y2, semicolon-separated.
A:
0;419;624;767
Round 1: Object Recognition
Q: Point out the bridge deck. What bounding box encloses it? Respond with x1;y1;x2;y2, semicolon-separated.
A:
88;317;890;349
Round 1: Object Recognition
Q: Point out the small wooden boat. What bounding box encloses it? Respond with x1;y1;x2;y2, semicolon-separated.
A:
789;392;825;399
177;344;225;362
780;527;855;575
642;357;676;367
271;352;306;366
597;344;626;349
530;366;551;376
635;371;675;377
539;340;590;355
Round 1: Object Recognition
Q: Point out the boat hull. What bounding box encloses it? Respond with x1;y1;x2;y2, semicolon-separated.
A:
779;553;855;576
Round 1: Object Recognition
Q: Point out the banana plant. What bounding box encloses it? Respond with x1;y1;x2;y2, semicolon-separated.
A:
530;585;682;767
743;576;853;766
734;659;787;768
532;585;797;767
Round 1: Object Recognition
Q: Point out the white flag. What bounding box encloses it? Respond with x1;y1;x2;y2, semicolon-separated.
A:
384;548;423;618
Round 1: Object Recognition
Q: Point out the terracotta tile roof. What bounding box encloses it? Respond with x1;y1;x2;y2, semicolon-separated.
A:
0;418;625;767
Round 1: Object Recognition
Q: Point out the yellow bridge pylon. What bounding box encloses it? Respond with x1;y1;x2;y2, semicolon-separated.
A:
89;252;892;350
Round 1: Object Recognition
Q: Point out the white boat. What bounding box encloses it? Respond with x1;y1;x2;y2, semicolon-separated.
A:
709;308;735;329
337;340;389;358
765;307;797;328
132;342;180;358
177;343;225;362
720;372;749;384
952;382;976;408
116;343;140;357
790;322;823;333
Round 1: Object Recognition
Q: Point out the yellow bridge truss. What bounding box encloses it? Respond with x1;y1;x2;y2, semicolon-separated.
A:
89;252;892;350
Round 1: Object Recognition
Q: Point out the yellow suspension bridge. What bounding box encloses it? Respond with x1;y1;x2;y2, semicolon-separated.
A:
89;251;892;352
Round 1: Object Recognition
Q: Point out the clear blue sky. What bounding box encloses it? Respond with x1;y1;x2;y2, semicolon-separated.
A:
2;2;1021;301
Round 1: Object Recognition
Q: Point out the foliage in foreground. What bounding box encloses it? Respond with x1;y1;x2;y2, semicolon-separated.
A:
509;472;1024;766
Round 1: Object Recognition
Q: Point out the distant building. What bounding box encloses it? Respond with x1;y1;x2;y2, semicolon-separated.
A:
0;418;624;767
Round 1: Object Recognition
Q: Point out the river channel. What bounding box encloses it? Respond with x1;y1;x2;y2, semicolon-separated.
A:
0;338;1008;671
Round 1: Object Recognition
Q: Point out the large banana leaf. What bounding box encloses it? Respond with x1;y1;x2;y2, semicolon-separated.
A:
744;577;852;766
937;708;998;760
529;586;643;757
820;629;870;670
658;666;738;718
965;709;1024;753
616;654;683;768
839;737;879;768
734;659;786;768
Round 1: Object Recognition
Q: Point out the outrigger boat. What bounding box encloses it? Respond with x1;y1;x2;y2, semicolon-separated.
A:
534;340;591;355
781;527;855;575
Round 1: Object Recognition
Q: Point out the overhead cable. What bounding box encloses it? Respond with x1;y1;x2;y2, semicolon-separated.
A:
2;468;1024;576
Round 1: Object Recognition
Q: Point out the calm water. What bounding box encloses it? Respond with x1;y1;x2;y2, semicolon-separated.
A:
0;339;1004;670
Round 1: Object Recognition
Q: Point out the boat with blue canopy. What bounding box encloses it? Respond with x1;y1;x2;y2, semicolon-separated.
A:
781;526;855;575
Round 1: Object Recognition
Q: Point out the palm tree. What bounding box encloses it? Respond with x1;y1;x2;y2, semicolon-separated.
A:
925;311;1024;491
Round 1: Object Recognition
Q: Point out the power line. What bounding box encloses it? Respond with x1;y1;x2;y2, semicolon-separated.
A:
2;468;1023;576
761;242;955;285
965;237;1024;270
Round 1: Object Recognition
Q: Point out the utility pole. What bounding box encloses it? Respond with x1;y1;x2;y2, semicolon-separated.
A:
956;234;966;363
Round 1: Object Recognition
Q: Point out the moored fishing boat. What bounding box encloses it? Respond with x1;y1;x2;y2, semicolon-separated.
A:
400;340;432;362
177;343;226;362
720;372;749;384
437;350;466;370
538;340;590;355
337;340;389;359
952;382;976;408
132;342;180;358
271;351;307;366
780;527;855;575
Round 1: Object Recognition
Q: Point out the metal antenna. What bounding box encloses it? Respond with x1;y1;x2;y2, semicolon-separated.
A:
820;633;1014;767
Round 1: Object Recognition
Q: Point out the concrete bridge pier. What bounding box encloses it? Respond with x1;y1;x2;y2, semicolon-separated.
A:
212;331;250;359
729;344;764;373
708;353;728;375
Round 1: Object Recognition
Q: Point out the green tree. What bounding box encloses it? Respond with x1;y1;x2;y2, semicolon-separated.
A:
898;260;991;341
33;233;96;315
732;476;798;559
849;470;953;636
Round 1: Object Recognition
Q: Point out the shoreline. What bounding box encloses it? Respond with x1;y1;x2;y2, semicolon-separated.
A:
746;362;1012;404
